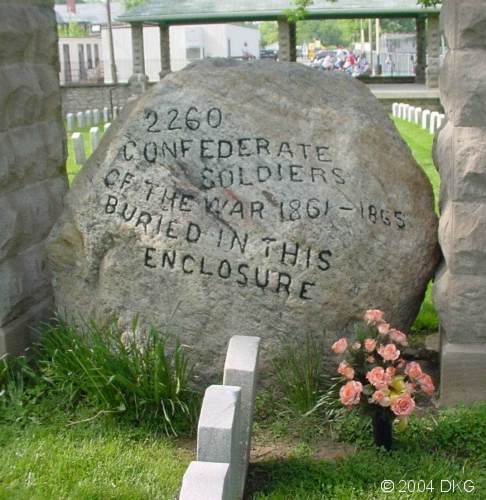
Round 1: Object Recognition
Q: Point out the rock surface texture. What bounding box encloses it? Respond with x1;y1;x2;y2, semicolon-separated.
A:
434;0;486;405
0;0;67;355
48;60;438;380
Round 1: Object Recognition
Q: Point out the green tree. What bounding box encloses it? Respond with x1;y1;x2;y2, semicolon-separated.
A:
297;20;343;46
260;22;278;47
58;21;89;37
381;18;416;33
123;0;148;9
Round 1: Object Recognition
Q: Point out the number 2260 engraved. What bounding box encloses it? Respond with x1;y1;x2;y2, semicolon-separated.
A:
144;107;222;132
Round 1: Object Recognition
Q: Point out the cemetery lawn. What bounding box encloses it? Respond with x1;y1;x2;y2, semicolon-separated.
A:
392;117;440;213
0;402;193;499
246;402;486;499
1;396;486;498
65;126;99;185
392;117;440;334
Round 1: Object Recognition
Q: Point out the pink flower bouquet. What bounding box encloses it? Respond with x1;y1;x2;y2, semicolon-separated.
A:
331;309;435;447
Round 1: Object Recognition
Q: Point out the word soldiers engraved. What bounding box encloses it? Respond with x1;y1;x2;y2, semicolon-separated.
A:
48;60;439;379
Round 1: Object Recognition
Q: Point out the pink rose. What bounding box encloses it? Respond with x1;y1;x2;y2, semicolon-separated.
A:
331;337;348;354
366;367;392;390
385;367;396;378
364;338;376;352
389;329;408;346
390;394;416;416
338;361;355;380
377;343;400;362
377;322;391;335
417;373;435;396
372;390;391;407
339;380;363;407
364;309;385;325
405;362;423;380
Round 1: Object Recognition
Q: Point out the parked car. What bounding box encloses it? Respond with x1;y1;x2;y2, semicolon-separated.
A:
260;49;278;60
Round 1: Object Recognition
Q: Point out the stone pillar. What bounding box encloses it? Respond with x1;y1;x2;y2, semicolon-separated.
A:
159;24;171;79
426;15;440;88
434;0;486;406
128;22;148;94
278;19;297;62
416;16;426;84
0;0;68;355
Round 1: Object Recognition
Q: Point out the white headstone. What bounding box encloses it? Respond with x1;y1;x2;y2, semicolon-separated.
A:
179;462;231;500
72;132;86;165
429;111;440;134
392;102;399;117
103;107;110;122
437;113;445;130
85;109;93;127
414;107;422;125
90;126;101;151
397;103;404;119
76;111;85;129
421;109;431;130
402;104;410;120
407;106;415;122
93;109;100;125
66;113;74;131
223;336;260;499
198;385;242;500
103;123;111;132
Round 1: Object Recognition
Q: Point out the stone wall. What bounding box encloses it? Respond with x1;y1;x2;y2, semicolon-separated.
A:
434;0;486;405
61;84;133;116
0;0;67;354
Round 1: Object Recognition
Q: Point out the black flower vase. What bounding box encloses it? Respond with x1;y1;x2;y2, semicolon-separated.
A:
372;409;393;451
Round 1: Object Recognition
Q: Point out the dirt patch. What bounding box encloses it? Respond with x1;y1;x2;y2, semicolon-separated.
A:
251;436;356;462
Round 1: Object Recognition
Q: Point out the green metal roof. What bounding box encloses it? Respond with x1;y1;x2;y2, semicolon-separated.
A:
118;0;440;24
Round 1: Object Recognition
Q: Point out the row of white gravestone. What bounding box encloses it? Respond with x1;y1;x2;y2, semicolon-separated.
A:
392;102;445;135
179;335;261;500
71;123;111;166
66;106;123;131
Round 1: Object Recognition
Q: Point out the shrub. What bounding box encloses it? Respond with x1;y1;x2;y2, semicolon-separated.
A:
272;333;324;415
31;318;199;435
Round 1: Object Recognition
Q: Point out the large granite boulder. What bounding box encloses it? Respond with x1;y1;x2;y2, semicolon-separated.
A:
48;60;439;380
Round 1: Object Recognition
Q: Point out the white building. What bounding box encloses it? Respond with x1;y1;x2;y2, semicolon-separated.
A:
59;36;103;84
101;24;260;83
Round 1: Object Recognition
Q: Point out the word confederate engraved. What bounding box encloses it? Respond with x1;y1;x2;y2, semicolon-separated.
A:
97;105;408;302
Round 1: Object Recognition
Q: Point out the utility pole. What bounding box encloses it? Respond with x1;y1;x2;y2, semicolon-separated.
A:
375;18;381;75
368;19;374;76
360;19;365;52
106;0;118;84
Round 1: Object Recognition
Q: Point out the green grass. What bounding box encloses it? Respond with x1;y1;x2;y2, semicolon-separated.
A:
248;404;486;499
0;407;192;499
392;117;440;334
0;317;198;498
66;124;107;185
392;117;440;213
